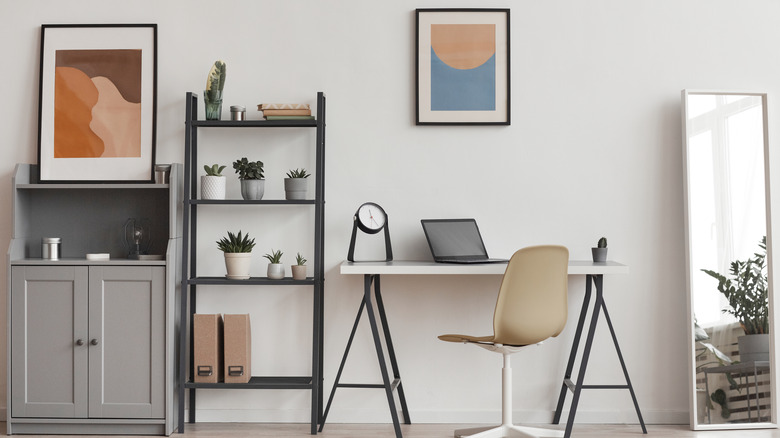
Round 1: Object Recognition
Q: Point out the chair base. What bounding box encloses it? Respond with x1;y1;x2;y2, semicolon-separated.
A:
455;424;564;438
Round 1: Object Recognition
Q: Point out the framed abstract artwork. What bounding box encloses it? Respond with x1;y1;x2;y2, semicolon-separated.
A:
37;24;157;183
416;9;510;125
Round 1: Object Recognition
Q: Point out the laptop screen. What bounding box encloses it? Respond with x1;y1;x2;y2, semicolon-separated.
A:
421;219;489;259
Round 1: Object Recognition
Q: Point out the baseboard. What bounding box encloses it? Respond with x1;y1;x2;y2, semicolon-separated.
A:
186;408;688;425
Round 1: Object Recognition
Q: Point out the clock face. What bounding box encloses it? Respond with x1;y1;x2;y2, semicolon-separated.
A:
356;202;386;233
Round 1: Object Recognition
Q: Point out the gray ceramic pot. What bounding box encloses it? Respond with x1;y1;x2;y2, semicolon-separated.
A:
240;179;265;200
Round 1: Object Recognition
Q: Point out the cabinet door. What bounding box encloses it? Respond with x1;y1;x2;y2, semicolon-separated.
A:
88;266;165;418
11;266;89;418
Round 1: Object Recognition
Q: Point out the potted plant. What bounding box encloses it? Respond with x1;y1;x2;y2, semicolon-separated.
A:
592;237;607;262
216;230;255;280
292;252;307;280
284;168;310;200
201;164;226;200
204;60;226;120
264;249;284;280
702;236;769;362
233;157;265;200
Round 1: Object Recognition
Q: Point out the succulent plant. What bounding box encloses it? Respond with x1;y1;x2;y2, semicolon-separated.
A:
286;168;310;179
263;249;283;264
597;237;607;248
295;252;307;266
205;60;226;94
233;157;264;180
216;231;255;253
204;164;226;176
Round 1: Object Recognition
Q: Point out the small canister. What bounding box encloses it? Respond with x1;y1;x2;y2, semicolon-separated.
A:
230;105;246;121
42;237;61;260
155;164;171;184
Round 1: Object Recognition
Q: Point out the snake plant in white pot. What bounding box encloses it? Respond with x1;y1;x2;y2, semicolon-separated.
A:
217;231;255;280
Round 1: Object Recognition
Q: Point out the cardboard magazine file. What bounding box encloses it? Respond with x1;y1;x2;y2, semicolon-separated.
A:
224;314;252;384
193;314;224;383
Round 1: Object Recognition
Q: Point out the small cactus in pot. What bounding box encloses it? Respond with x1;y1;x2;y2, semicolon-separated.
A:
291;252;308;280
592;237;608;262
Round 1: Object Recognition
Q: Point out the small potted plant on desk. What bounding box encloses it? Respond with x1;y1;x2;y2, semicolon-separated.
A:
264;249;285;280
292;252;307;280
233;157;265;200
592;237;607;262
284;168;310;200
217;230;256;280
702;236;769;363
201;164;226;200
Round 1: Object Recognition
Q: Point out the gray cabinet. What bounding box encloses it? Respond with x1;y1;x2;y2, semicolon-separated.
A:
11;265;165;419
7;163;182;435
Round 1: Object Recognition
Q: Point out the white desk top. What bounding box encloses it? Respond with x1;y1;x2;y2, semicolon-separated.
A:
340;260;628;275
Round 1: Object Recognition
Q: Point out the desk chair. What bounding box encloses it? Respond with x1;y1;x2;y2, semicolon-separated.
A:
439;245;569;438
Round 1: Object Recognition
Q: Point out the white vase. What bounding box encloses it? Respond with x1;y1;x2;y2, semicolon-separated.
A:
284;178;308;200
240;179;265;200
267;263;285;280
202;175;226;200
291;264;307;280
224;252;252;279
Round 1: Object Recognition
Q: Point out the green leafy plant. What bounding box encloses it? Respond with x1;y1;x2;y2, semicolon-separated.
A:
701;236;768;335
233;157;264;180
205;60;226;94
216;231;255;253
286;168;310;179
597;237;607;248
295;252;307;266
204;164;226;176
263;249;283;264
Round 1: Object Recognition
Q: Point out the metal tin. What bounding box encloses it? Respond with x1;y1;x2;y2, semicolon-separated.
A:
230;105;246;121
42;237;61;260
155;164;171;184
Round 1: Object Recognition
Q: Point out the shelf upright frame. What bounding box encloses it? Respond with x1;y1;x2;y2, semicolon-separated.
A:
177;92;326;435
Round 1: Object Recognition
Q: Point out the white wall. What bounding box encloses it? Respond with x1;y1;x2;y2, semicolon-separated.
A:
3;0;780;426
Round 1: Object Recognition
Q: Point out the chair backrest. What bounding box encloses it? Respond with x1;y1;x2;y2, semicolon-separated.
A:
492;245;569;346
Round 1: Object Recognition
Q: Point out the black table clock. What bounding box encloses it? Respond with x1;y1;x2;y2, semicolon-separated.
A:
347;202;393;261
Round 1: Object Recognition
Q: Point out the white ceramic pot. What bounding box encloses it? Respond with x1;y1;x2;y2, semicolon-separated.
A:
240;179;265;200
291;264;307;280
202;175;226;200
284;178;308;200
224;252;252;279
267;263;285;280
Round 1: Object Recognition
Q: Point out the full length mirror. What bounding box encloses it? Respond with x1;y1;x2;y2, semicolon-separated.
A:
682;90;774;429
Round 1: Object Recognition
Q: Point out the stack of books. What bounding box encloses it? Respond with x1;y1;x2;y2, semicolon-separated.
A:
257;103;314;120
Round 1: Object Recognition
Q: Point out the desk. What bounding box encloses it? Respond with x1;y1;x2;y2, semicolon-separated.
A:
320;260;646;438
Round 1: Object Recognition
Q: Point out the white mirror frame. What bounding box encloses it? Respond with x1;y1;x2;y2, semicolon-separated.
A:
682;89;776;430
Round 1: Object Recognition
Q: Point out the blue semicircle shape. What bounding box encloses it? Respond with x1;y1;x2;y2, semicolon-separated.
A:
430;47;496;111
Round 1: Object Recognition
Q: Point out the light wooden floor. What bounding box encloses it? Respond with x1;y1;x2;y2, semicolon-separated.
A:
8;423;780;437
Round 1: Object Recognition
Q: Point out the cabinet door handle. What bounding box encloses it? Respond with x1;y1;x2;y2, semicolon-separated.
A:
75;339;85;346
90;339;99;346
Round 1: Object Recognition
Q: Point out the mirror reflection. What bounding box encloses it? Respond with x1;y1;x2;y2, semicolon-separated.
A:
683;91;772;429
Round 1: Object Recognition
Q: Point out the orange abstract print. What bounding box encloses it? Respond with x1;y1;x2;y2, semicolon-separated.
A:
431;24;495;70
54;49;142;158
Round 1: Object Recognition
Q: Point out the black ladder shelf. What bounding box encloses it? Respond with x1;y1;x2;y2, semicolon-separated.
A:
177;92;326;434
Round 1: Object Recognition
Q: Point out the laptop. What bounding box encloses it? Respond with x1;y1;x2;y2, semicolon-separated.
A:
421;219;508;264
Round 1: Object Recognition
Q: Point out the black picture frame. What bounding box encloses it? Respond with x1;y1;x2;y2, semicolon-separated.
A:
416;9;510;125
37;23;158;183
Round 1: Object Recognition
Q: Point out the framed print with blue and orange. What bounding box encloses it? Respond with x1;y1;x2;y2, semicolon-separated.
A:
416;9;509;125
37;24;157;183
